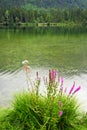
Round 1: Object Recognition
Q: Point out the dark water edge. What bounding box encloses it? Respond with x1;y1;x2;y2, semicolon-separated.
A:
0;25;87;34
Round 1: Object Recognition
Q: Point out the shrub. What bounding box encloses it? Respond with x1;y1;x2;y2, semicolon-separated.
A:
0;92;80;130
0;62;82;130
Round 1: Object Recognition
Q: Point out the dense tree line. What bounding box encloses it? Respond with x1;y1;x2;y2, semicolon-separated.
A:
25;0;87;9
0;8;87;26
0;0;87;9
0;0;26;8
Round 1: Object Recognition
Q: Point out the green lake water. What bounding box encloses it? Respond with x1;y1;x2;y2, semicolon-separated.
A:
0;27;87;74
0;27;87;110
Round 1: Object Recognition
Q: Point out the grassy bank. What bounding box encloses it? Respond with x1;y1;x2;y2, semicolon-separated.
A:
0;67;87;130
0;92;87;130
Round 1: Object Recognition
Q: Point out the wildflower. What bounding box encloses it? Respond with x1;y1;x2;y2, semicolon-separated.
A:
22;60;29;65
59;111;63;116
69;81;75;95
72;86;81;95
59;86;63;95
64;87;67;93
49;69;57;83
22;60;32;90
35;72;41;96
22;60;31;73
36;72;41;83
51;69;56;82
61;77;64;85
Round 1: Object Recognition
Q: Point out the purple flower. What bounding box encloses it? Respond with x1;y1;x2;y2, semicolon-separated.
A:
59;86;63;95
64;87;67;93
49;70;51;82
69;82;75;95
49;69;57;83
59;111;63;116
51;69;56;82
72;86;81;95
60;77;64;86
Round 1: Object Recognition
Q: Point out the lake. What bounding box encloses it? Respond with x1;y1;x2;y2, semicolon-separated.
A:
0;27;87;111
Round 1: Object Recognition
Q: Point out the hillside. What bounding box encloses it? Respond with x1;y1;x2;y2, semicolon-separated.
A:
26;0;87;9
0;0;25;8
0;0;87;9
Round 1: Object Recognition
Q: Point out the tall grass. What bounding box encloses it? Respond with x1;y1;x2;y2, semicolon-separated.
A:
0;63;84;130
0;92;81;130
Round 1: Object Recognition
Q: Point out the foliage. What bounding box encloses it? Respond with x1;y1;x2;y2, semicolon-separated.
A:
0;1;87;27
0;66;83;130
0;92;81;130
0;8;87;26
0;0;87;9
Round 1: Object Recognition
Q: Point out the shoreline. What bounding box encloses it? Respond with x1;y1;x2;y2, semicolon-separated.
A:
0;22;84;29
0;69;87;113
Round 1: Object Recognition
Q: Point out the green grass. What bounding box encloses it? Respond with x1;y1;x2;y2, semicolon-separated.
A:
0;92;87;130
0;108;11;119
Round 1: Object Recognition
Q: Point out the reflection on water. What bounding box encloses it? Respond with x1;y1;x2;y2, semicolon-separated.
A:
0;27;87;74
0;27;87;111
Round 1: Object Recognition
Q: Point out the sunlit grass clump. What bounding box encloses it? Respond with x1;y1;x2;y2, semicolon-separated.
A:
0;60;86;130
0;92;81;130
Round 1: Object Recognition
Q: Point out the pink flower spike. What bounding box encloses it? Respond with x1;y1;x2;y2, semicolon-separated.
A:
59;111;63;116
51;69;56;81
64;87;67;93
49;70;52;82
72;86;81;95
61;77;64;84
69;82;75;95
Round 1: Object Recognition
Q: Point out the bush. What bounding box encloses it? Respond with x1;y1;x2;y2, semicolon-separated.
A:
0;92;81;130
0;64;83;130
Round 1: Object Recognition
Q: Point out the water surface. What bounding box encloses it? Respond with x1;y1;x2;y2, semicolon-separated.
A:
0;27;87;111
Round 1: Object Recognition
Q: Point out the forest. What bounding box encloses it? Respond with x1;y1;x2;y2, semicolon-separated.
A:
0;0;87;9
0;8;87;27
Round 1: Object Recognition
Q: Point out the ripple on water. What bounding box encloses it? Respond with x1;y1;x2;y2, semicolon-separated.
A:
0;68;87;112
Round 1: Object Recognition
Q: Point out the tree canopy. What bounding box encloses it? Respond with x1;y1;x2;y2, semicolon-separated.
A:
0;0;87;9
